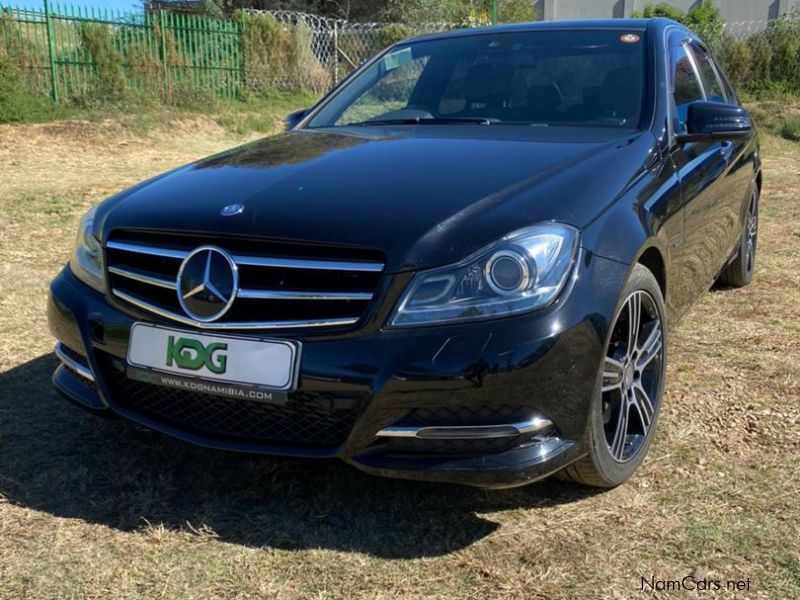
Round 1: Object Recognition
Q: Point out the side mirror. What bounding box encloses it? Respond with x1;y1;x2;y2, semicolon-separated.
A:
676;101;752;143
285;109;310;131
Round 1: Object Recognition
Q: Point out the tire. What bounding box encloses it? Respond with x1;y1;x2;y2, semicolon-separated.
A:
716;188;758;288
560;264;667;488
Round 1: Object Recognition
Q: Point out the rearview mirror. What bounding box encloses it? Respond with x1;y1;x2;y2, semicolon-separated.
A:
676;101;752;143
285;109;310;131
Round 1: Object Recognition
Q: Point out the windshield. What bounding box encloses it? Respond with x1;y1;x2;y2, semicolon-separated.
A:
307;29;646;129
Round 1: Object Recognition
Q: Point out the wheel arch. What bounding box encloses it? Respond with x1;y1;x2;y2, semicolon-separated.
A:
635;245;667;301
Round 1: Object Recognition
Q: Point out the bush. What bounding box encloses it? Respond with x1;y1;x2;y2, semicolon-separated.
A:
631;2;685;21
715;33;751;89
685;0;725;48
781;116;800;141
287;21;331;93
497;0;538;23
0;14;61;122
377;24;412;48
238;12;329;95
767;18;800;86
80;23;127;100
634;1;800;95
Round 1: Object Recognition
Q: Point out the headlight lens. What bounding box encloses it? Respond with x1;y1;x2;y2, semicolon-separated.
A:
69;206;105;294
388;223;579;327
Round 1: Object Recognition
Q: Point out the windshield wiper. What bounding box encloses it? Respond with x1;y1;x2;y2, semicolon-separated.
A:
347;117;494;126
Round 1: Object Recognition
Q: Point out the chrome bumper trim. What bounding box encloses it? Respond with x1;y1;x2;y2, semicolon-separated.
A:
375;417;553;440
55;342;95;382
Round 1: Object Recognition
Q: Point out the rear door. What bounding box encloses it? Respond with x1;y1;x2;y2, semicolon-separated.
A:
666;33;731;312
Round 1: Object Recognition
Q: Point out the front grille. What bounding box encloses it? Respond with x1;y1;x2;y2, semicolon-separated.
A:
102;355;364;448
105;230;385;330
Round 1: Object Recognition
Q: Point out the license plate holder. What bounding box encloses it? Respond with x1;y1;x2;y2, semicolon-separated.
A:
126;323;300;399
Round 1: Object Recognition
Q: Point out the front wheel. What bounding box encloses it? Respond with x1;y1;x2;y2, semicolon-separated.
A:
561;264;667;487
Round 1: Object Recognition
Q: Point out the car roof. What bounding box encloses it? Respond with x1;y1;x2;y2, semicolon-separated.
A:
405;18;687;44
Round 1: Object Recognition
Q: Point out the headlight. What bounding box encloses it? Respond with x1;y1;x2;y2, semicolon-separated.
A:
69;206;105;294
388;223;579;327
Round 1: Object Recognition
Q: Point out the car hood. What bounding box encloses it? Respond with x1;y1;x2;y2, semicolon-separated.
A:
98;126;656;272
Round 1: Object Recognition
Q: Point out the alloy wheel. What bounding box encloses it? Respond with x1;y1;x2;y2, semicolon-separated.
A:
745;191;758;273
601;290;664;462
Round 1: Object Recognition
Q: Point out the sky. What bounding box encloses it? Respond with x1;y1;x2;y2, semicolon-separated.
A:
13;1;142;12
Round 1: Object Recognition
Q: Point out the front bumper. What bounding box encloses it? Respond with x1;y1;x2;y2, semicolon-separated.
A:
48;251;628;488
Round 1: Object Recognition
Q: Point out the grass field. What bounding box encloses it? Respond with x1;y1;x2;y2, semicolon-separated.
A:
0;115;798;599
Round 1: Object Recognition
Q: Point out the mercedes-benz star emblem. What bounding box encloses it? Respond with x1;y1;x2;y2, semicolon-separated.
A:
220;203;245;217
176;246;238;322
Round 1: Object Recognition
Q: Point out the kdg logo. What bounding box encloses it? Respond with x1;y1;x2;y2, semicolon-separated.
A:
166;336;228;374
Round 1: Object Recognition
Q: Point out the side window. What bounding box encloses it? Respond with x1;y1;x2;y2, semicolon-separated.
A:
689;44;728;103
669;38;703;134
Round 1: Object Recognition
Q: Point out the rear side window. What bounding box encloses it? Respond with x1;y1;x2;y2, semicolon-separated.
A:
689;44;728;103
669;39;703;133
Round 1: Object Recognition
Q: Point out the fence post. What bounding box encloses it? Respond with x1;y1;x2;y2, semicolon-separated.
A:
333;21;339;85
158;10;169;99
237;17;246;98
43;0;59;102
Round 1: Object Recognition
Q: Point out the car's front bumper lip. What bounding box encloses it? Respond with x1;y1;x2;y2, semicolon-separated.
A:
48;251;628;487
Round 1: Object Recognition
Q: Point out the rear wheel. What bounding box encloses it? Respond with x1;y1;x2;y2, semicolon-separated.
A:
716;188;758;288
561;264;666;487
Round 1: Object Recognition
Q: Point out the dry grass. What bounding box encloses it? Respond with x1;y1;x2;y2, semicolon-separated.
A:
0;119;798;599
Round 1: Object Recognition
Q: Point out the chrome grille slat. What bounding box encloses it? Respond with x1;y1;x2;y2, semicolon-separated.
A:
108;265;177;290
107;240;384;272
112;289;361;329
236;289;373;301
106;233;384;330
232;254;384;272
107;240;187;260
108;266;368;301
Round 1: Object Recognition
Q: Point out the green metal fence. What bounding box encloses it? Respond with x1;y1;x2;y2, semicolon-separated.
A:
0;0;241;102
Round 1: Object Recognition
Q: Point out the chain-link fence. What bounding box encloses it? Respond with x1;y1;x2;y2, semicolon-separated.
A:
244;9;464;89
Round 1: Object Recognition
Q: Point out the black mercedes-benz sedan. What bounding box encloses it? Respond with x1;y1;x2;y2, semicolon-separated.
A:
48;18;760;488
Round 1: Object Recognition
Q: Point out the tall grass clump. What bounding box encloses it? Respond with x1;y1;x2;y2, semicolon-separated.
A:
0;13;61;122
238;12;329;95
79;22;127;101
780;116;800;141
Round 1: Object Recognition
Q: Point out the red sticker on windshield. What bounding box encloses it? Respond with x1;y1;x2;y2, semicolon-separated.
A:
620;33;640;43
